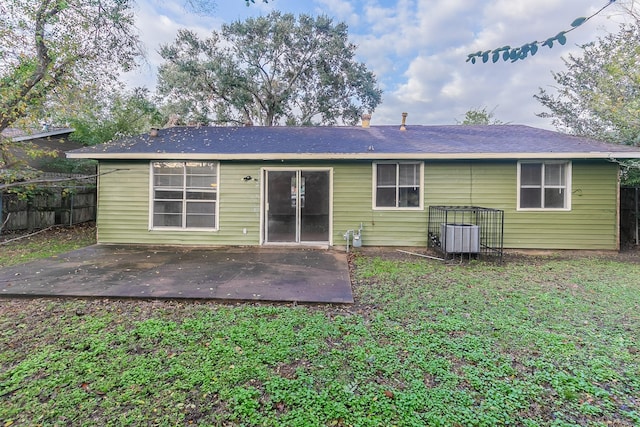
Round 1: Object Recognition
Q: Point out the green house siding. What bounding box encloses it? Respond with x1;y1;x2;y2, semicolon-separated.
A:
332;162;428;246
424;160;619;250
510;161;618;250
97;161;263;245
97;161;149;244
217;162;262;244
96;159;619;250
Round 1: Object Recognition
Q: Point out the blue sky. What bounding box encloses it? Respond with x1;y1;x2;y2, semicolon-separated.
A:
125;0;627;128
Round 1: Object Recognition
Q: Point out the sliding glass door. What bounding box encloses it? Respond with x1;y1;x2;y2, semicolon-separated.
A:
265;170;330;243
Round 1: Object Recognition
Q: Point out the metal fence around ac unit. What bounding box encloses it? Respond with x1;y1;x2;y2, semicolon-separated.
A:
428;206;504;262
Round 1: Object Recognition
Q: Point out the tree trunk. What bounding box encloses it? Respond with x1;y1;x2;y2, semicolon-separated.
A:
0;1;61;134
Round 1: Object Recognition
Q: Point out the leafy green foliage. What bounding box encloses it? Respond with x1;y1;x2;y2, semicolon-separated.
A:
37;157;97;175
65;88;164;146
1;244;639;425
530;10;640;185
156;12;382;126
0;0;249;136
621;160;640;186
467;1;617;64
0;0;142;134
456;106;506;125
535;22;640;147
0;0;142;198
534;20;640;185
0;137;59;171
0;167;45;201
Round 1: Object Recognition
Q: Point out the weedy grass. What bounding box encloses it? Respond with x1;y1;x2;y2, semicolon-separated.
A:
0;236;639;426
0;223;96;268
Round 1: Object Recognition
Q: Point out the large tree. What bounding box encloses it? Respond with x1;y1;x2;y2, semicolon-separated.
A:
156;12;383;126
0;0;143;170
534;23;640;145
0;0;143;136
30;87;164;175
0;0;258;140
64;88;164;146
456;107;506;125
0;0;240;171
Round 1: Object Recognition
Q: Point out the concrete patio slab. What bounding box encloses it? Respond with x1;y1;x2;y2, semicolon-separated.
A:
0;245;353;304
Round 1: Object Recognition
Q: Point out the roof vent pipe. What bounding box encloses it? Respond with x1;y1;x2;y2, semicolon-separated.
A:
361;114;371;128
149;128;159;137
400;112;408;131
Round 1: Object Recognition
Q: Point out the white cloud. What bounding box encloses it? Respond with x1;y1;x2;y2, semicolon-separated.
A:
350;0;627;126
314;0;360;25
123;0;222;90
121;0;631;129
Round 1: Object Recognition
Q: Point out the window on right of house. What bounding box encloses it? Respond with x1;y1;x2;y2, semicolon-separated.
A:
518;161;572;210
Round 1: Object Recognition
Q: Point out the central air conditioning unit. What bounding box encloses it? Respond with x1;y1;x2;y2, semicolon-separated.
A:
440;223;480;253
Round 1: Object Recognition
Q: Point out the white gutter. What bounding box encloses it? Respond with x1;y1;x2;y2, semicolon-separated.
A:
66;151;640;160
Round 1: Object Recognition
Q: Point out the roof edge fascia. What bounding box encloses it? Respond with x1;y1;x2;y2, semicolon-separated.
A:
66;152;640;161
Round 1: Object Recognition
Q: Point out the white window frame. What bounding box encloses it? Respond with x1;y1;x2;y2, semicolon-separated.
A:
517;160;572;211
149;161;220;231
372;162;424;210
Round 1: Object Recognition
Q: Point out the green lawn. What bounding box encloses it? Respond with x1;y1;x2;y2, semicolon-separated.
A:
0;223;96;267
1;239;639;425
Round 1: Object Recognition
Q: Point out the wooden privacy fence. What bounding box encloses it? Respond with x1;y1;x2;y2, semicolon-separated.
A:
1;176;96;232
621;187;640;248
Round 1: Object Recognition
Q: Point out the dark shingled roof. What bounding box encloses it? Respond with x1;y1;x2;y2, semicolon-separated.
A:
67;125;640;160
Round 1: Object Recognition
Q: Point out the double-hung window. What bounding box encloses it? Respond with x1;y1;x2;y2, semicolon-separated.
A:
518;161;571;210
151;161;218;229
373;162;423;209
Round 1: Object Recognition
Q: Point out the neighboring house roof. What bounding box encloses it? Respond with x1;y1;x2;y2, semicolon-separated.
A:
2;127;75;142
2;127;81;172
66;125;640;161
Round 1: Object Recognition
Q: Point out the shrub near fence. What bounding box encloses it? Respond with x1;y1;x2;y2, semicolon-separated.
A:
1;184;96;232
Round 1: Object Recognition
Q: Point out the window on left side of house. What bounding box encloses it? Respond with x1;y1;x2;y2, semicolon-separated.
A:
151;161;218;229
